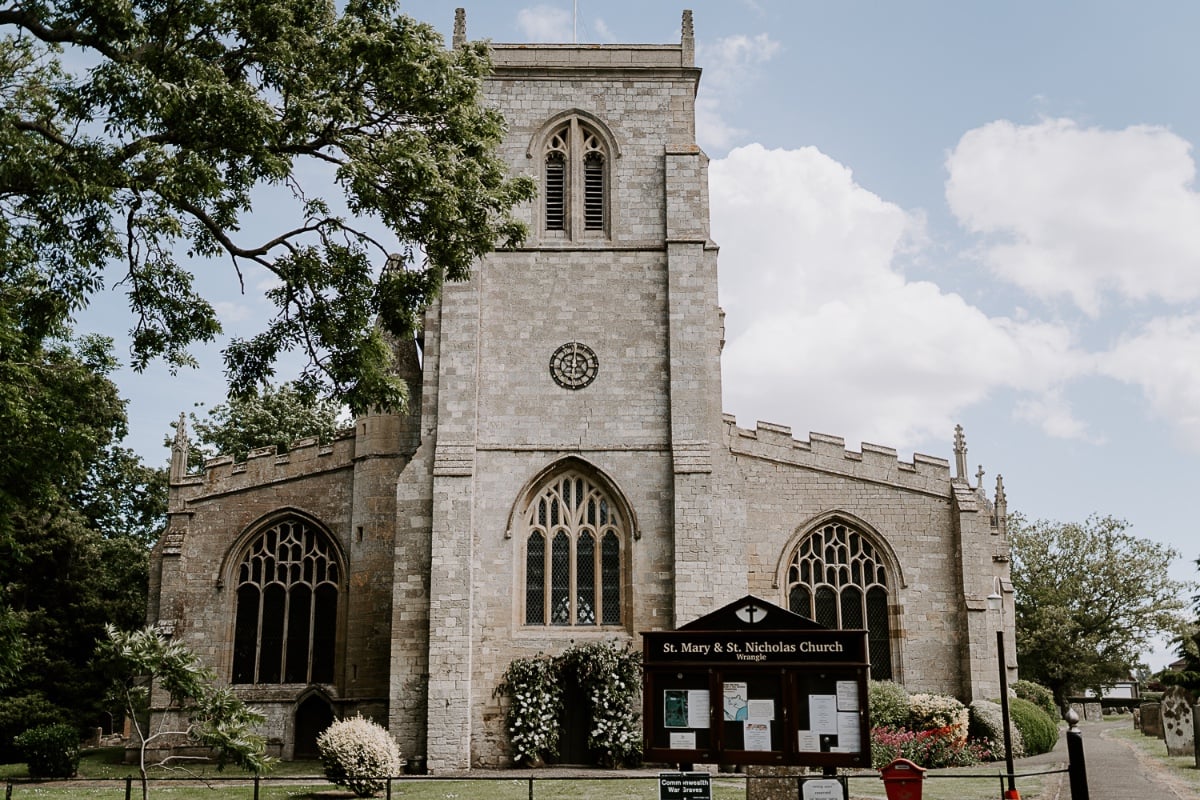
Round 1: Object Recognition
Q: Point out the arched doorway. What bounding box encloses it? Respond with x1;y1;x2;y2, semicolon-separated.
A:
293;694;334;759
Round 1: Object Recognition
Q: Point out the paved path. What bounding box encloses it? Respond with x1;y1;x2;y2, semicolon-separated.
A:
1017;717;1199;800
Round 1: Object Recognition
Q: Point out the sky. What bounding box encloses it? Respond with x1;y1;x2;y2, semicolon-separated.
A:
78;1;1200;669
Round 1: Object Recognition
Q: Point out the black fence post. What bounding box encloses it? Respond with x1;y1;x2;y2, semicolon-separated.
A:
253;773;260;800
124;775;132;800
1065;708;1089;800
386;777;392;800
5;779;12;800
528;775;534;800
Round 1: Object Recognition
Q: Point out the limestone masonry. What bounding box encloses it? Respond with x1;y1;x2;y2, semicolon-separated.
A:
147;9;1015;769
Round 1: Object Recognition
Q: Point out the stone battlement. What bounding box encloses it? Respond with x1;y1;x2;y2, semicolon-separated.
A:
722;414;951;494
172;428;357;496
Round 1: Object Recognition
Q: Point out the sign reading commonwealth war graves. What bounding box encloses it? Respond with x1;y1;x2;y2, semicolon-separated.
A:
642;596;871;769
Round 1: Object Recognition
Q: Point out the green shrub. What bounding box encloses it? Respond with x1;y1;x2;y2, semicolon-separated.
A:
1013;680;1057;718
316;715;401;798
1008;697;1059;756
13;723;80;778
968;699;1025;759
0;693;66;764
869;680;910;728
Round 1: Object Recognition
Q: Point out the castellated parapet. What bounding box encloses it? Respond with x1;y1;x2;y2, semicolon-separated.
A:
172;429;358;497
722;415;952;495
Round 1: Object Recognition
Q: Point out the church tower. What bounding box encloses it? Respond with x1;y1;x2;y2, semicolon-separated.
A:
403;9;738;770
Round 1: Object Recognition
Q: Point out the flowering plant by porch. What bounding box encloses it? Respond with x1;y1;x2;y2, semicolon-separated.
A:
498;640;642;767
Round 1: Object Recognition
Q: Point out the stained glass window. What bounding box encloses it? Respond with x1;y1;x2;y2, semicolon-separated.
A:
231;518;340;684
524;470;624;626
786;520;893;680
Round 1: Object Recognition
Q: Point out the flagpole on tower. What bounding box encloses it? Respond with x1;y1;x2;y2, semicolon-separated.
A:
573;0;578;43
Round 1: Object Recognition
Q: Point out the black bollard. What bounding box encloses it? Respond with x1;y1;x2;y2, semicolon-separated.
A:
1065;708;1089;800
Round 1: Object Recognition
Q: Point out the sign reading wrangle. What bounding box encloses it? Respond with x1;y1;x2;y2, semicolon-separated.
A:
642;596;872;769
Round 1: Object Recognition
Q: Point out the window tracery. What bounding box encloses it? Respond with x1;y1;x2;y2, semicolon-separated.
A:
231;518;340;685
542;119;609;237
523;470;623;626
785;520;893;679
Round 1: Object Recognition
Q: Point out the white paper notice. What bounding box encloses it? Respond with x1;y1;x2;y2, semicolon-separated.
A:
670;731;697;750
836;712;861;752
744;722;772;751
747;699;775;722
723;682;749;721
809;695;838;734
836;680;859;711
797;730;821;752
801;778;846;800
687;689;710;728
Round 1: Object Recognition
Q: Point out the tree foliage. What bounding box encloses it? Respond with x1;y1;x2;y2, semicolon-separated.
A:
1;0;535;412
177;381;344;468
1010;513;1192;708
0;277;164;757
97;625;269;800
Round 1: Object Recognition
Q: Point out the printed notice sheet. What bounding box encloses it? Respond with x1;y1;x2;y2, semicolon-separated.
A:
669;731;697;750
723;682;748;721
665;689;711;729
743;722;772;751
747;699;775;722
797;730;821;752
836;681;860;711
808;694;838;734
836;712;861;752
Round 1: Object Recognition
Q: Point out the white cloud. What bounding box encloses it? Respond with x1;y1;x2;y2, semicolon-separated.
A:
1100;314;1200;449
1014;389;1099;443
712;144;1084;449
695;33;780;153
946;119;1200;315
516;5;573;43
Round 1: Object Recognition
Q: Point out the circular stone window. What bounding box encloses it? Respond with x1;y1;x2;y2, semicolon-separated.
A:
549;341;599;390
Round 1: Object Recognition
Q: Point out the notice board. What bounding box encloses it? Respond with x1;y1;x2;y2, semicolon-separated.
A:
642;595;871;769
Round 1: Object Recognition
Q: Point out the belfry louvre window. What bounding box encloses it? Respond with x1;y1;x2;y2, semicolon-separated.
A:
785;521;893;680
542;120;608;236
524;471;623;626
231;518;340;685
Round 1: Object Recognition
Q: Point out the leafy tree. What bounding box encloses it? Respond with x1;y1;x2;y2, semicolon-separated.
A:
176;382;345;469
97;625;270;800
1;0;536;412
1010;513;1192;709
0;285;164;755
1158;556;1200;693
74;446;169;546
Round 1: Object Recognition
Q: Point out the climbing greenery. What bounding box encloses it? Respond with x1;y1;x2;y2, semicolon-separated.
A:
498;640;643;768
0;0;536;412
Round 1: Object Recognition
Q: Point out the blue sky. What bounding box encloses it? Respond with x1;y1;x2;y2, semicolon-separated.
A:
80;1;1200;668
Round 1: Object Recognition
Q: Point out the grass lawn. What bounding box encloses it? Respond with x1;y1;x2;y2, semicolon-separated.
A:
1;746;1068;800
1110;725;1200;795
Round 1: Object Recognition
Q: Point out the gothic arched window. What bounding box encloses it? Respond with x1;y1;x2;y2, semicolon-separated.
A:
231;518;340;685
543;119;608;237
785;520;893;680
523;471;623;626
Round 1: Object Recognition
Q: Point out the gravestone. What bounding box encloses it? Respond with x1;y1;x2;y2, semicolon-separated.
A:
1162;687;1196;757
1133;707;1141;730
1084;702;1102;721
1140;702;1163;738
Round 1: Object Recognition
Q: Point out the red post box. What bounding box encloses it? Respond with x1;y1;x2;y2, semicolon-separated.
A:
879;757;926;800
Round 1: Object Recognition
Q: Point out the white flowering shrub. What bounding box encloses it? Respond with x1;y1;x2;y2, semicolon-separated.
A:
497;640;642;768
559;640;643;767
968;699;1026;758
907;693;969;742
497;653;562;766
316;715;401;798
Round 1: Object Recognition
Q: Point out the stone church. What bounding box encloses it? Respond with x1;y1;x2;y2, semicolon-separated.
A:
148;10;1015;770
